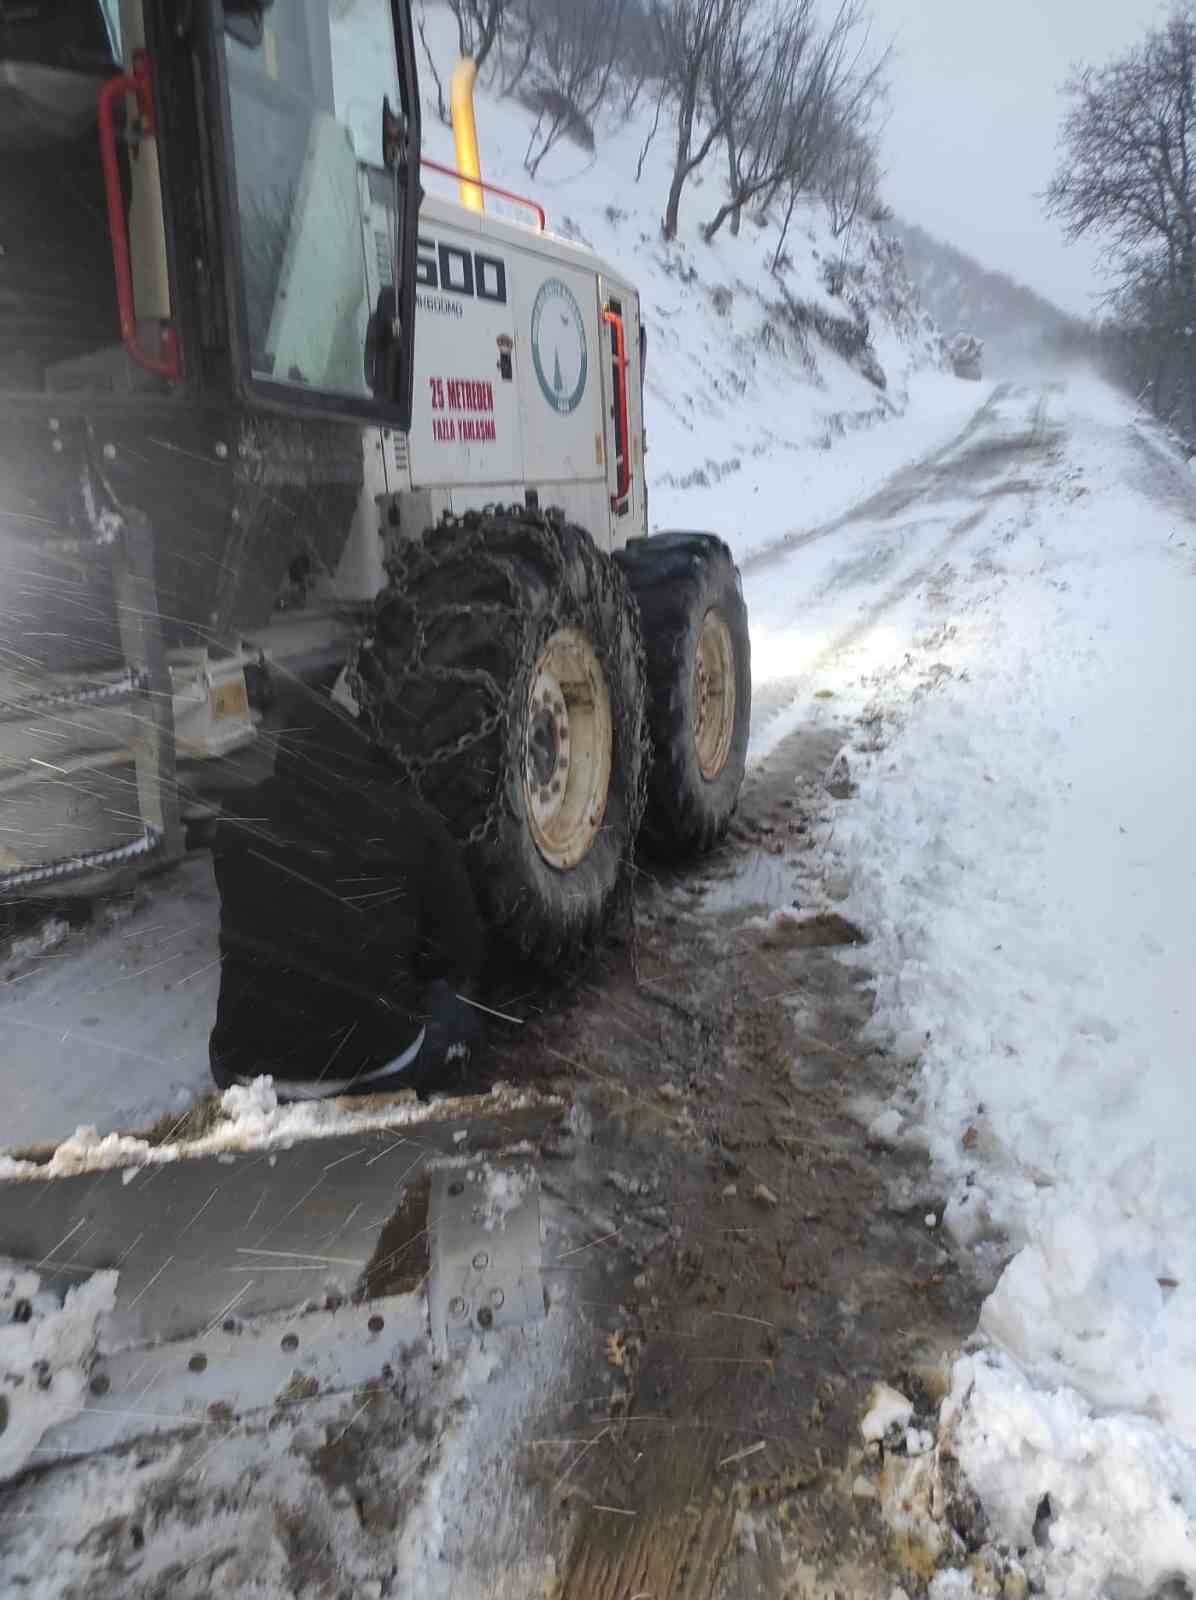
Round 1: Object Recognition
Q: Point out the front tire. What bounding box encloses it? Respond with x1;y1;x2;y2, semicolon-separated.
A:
615;532;751;860
352;511;646;972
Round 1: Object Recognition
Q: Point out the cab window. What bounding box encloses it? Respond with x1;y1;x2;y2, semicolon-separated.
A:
222;0;401;400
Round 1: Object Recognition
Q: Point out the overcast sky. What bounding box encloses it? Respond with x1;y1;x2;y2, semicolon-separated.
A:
870;0;1164;317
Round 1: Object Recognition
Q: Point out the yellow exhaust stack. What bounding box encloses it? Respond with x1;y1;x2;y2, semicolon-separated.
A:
450;58;483;213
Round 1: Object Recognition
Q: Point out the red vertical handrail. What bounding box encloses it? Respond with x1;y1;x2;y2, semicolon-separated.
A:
603;307;631;508
97;51;181;381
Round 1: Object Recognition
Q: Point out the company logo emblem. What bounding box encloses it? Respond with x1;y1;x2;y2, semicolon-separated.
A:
531;278;587;415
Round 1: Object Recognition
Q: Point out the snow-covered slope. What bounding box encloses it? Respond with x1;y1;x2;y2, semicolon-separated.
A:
403;2;949;552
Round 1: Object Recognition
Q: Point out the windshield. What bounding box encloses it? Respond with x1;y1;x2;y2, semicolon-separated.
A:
223;0;400;396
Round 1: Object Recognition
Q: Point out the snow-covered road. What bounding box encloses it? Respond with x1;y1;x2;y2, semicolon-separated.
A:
742;379;1052;760
742;376;1196;1597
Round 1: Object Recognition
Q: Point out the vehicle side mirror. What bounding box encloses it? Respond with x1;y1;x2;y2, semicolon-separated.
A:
223;1;274;50
365;286;399;400
382;95;403;171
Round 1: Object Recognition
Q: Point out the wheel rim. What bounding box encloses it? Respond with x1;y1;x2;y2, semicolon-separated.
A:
693;608;736;781
524;627;613;870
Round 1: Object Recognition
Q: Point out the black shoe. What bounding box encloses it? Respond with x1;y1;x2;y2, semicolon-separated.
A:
418;979;485;1075
210;1030;426;1102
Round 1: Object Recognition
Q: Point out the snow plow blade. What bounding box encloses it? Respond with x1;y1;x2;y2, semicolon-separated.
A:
0;1100;554;1474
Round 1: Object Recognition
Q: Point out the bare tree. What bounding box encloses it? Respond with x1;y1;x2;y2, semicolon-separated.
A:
446;0;509;76
635;86;667;181
416;0;509;121
818;115;883;239
416;9;450;125
1045;6;1196;426
499;1;537;96
521;0;631;177
703;0;769;237
652;0;755;240
612;2;663;121
703;0;887;244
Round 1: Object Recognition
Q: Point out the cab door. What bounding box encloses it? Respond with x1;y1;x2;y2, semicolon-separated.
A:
213;0;420;426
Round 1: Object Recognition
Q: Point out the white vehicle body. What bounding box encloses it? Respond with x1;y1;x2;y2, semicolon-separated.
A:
331;190;647;605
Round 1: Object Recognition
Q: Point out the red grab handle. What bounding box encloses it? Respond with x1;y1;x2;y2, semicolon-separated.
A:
420;156;546;231
604;307;631;508
97;51;181;382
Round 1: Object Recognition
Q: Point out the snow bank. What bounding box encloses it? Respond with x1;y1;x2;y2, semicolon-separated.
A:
476;1163;531;1233
1;1264;117;1483
827;381;1196;1590
0;1079;558;1182
944;1350;1196;1599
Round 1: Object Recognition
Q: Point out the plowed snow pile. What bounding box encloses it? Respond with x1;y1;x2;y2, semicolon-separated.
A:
829;378;1196;1595
1;1265;117;1483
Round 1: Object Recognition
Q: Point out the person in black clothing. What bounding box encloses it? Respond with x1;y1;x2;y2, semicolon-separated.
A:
209;691;484;1100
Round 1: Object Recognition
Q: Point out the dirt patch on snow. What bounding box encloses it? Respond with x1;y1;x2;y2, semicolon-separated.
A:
457;719;986;1596
363;1178;431;1300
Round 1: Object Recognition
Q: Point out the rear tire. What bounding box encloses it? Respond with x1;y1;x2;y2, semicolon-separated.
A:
351;511;646;972
615;532;751;860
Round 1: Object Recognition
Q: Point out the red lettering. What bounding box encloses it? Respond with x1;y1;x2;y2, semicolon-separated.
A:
435;378;496;413
459;417;496;442
433;378;499;420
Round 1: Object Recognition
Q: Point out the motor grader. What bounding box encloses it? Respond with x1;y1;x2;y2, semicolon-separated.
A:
0;0;751;972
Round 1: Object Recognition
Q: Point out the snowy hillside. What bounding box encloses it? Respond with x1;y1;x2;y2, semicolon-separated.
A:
402;2;953;549
891;217;1082;377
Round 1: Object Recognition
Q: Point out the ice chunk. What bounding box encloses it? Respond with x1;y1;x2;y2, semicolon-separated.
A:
0;1266;117;1483
861;1381;915;1442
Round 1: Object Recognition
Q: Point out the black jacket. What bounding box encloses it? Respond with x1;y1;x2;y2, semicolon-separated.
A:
209;699;482;1087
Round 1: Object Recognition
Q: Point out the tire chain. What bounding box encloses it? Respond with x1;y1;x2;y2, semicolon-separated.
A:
348;508;576;850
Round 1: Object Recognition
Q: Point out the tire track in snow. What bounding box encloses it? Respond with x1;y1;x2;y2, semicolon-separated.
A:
738;383;1013;578
746;388;1057;762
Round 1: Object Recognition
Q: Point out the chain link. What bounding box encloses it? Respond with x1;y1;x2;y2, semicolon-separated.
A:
0;668;150;722
0;827;162;894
